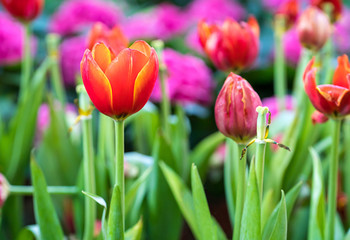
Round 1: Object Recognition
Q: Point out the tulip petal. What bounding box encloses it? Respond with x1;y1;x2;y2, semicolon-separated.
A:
247;16;260;37
132;49;159;113
129;40;151;58
92;43;112;73
317;84;350;107
333;54;350;88
105;48;148;117
81;49;113;116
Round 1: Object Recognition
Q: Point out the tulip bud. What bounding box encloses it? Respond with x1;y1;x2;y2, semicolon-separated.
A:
296;7;332;51
0;0;44;22
311;110;329;124
215;73;262;144
0;174;9;208
311;0;342;22
276;0;299;27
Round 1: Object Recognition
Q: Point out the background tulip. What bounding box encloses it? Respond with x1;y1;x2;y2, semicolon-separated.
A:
296;7;332;51
0;0;43;22
198;17;259;72
0;173;9;208
311;0;342;22
81;41;159;120
303;55;350;119
215;73;262;144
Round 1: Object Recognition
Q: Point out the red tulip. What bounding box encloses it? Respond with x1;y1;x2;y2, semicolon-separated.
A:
215;73;262;144
276;0;299;27
311;0;342;22
296;6;332;51
0;0;43;22
311;110;329;124
87;22;129;56
303;55;350;119
198;17;259;72
80;41;159;120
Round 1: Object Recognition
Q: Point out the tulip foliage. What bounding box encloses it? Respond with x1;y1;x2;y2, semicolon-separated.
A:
1;0;350;240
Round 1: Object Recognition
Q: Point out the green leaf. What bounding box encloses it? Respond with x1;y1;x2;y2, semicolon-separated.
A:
262;182;302;240
344;229;350;240
159;161;201;239
125;167;152;215
308;147;326;240
191;164;216;240
30;157;64;240
125;218;143;240
212;218;228;240
16;225;41;240
190;132;226;179
268;191;287;240
82;191;107;239
107;185;123;240
240;160;261;240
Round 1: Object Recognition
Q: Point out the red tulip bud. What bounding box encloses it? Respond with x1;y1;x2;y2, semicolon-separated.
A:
0;0;44;22
215;73;262;144
311;110;329;124
0;174;9;208
296;7;332;51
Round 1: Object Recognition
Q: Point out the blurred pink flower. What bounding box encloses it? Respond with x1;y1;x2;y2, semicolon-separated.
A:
0;173;9;208
0;12;36;65
283;27;302;65
59;36;87;87
334;8;350;53
262;95;295;119
49;0;122;36
151;48;214;106
122;3;188;40
263;0;295;13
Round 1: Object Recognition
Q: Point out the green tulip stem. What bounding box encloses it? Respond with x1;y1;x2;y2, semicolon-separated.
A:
46;34;66;105
19;22;32;101
273;15;287;111
77;85;96;240
233;144;246;240
10;185;78;195
326;119;341;240
114;119;125;236
255;106;269;202
345;120;350;226
152;40;171;139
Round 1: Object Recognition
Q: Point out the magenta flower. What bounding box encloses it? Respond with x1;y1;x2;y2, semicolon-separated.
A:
334;8;350;54
0;173;9;208
49;0;122;36
121;3;188;40
151;48;214;106
283;27;302;65
261;95;295;119
59;36;87;87
0;12;36;65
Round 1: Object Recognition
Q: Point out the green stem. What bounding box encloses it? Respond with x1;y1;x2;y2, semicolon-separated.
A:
345;120;350;227
115;120;125;236
10;185;78;195
46;34;66;105
19;22;32;101
326;119;341;240
233;144;246;240
78;86;96;240
96;114;108;199
293;48;311;107
273;16;287;111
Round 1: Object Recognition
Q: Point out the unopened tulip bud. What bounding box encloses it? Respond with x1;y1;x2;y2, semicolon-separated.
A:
215;73;262;145
297;7;332;51
0;0;44;22
0;174;9;208
311;110;329;124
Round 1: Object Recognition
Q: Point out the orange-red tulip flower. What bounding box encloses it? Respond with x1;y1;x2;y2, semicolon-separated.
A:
87;22;129;56
80;41;159;120
276;0;299;27
215;73;262;144
0;0;43;22
198;17;259;72
311;0;342;22
303;55;350;119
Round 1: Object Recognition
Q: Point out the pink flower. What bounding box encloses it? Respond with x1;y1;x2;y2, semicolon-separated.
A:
283;27;302;65
0;12;36;65
0;173;9;208
121;3;188;40
59;36;87;87
151;49;214;106
49;0;122;36
261;95;295;119
334;8;350;54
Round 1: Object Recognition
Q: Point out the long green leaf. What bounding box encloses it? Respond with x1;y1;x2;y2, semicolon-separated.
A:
125;218;143;240
30;158;64;240
344;229;350;240
16;225;41;240
107;185;123;240
269;191;287;240
191;164;216;240
308;148;326;240
240;160;261;240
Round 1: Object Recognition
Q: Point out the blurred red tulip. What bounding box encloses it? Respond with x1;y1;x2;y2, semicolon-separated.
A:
198;17;259;72
296;6;332;51
0;0;43;22
215;73;262;144
87;22;129;56
311;110;329;124
276;0;299;27
311;0;342;21
303;55;350;119
81;41;159;120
